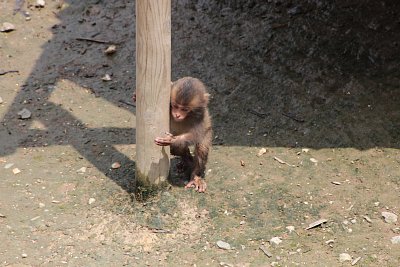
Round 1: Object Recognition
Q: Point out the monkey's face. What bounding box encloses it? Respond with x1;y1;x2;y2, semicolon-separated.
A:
171;102;191;122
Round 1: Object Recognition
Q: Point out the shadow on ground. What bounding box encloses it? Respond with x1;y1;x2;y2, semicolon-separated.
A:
1;0;400;194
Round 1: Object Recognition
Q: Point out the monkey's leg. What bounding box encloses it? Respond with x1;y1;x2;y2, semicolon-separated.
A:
185;143;208;192
170;143;193;173
193;143;208;178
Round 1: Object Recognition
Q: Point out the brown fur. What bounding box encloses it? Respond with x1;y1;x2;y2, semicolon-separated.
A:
170;77;212;181
153;77;212;192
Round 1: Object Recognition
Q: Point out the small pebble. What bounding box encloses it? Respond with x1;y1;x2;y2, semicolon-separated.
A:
257;148;267;157
12;168;21;174
36;0;46;7
216;240;231;250
286;226;295;233
391;235;400;244
0;22;16;32
88;198;96;205
77;167;86;173
351;256;361;266
21;253;28;258
0;97;3;104
4;163;14;169
17;108;32;119
339;253;352;262
36;0;45;7
269;237;282;247
382;211;398;224
325;239;335;246
111;162;121;169
101;74;112;81
104;45;117;55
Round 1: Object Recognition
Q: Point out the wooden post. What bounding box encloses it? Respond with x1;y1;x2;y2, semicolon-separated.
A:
135;0;171;197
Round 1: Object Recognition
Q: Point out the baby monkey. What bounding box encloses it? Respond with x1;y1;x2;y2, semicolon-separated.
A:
154;77;212;192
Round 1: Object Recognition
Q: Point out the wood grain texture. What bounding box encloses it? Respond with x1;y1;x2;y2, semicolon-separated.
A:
136;0;171;187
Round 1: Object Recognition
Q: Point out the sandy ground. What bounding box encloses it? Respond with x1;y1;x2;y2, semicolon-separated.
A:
1;0;400;266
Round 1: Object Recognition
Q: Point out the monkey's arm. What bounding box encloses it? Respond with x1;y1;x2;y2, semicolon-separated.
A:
154;132;195;147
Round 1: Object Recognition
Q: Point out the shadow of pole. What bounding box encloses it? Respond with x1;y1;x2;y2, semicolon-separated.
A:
1;0;137;193
1;0;400;199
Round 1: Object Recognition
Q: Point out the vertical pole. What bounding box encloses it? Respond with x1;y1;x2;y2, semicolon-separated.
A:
135;0;171;197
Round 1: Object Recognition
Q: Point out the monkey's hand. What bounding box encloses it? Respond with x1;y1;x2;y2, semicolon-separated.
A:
154;132;175;146
185;176;207;193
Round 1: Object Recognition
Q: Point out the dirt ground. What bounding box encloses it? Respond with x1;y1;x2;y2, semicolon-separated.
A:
1;0;400;266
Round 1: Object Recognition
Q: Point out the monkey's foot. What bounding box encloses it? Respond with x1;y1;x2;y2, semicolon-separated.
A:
185;176;207;193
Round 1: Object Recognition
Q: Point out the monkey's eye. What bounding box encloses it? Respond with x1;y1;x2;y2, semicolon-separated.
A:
181;107;190;112
171;103;179;109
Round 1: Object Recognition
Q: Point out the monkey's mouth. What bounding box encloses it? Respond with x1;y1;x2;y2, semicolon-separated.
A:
173;117;185;122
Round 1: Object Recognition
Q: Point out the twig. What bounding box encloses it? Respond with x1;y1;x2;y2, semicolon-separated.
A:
259;245;273;257
75;37;116;44
273;156;296;167
281;112;305;123
271;23;288;29
247;108;269;118
0;70;19;76
305;218;328;230
119;100;136;107
147;227;171;234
